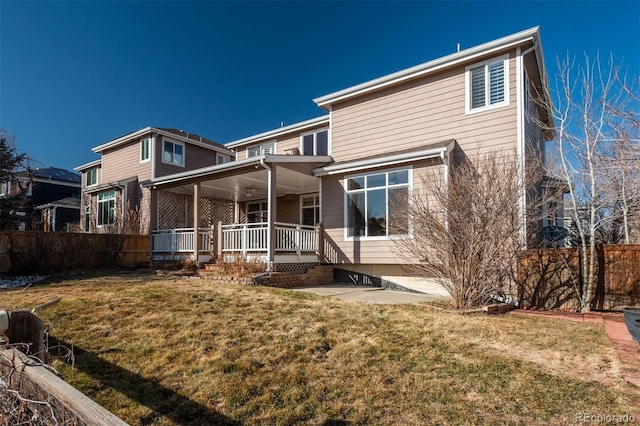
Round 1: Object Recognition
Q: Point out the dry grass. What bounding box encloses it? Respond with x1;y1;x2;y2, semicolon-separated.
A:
1;270;637;425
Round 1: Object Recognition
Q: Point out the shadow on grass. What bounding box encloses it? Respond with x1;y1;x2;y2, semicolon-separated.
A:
48;336;240;425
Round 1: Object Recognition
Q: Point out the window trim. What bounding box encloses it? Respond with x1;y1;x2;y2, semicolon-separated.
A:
217;154;230;164
162;139;185;167
247;141;276;158
465;54;510;115
300;193;320;226
140;138;150;163
300;128;330;156
343;166;412;241
97;190;116;227
246;200;268;223
86;168;98;187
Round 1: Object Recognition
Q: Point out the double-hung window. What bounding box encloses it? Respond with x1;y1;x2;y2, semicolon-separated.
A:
345;168;410;238
163;140;184;166
97;191;116;226
247;141;275;158
86;168;98;187
301;129;329;156
247;201;268;223
466;55;509;113
140;138;150;162
301;194;320;226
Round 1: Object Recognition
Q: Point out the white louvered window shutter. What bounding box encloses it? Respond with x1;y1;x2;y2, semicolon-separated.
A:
470;66;486;109
488;61;505;105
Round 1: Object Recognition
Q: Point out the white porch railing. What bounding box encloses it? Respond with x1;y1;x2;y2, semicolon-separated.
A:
151;222;318;262
221;222;317;256
151;228;214;253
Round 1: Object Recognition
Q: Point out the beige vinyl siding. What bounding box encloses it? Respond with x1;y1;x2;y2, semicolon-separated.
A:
229;122;329;159
101;142;151;183
330;53;518;163
321;160;443;265
154;135;220;177
275;134;300;155
239;195;303;224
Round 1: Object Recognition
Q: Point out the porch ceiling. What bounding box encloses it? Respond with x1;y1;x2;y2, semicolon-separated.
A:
151;155;331;203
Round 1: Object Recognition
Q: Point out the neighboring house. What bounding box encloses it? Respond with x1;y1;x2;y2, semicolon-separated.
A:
75;128;234;235
34;196;81;232
135;27;557;293
0;167;81;230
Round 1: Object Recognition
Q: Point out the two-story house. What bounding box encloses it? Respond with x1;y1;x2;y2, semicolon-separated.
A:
75;128;234;235
139;27;557;293
0;167;81;231
74;28;558;292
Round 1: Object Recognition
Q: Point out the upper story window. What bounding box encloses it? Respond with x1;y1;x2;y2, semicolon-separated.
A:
466;55;509;114
86;168;98;187
217;154;230;164
140;138;150;162
247;141;275;158
345;168;410;239
301;129;329;156
163;140;184;166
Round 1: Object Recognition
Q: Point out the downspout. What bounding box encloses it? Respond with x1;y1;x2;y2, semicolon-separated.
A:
440;149;450;231
516;39;538;249
260;158;273;272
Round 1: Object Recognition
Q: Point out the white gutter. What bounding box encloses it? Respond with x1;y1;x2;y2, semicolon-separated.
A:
313;143;454;176
314;27;539;109
92;127;233;156
224;115;329;149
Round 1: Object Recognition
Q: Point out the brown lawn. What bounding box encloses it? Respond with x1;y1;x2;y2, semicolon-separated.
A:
1;270;637;425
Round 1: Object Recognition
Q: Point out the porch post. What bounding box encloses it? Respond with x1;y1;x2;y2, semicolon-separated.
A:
193;182;201;263
266;162;277;271
149;187;158;260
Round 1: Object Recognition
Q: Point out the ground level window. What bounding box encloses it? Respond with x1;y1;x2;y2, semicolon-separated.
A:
345;168;409;238
97;191;116;226
301;194;320;226
247;201;268;223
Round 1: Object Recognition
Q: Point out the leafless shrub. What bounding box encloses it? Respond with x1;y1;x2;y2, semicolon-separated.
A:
393;151;550;309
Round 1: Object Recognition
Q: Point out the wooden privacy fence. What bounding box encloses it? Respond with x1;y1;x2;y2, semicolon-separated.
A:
517;245;640;310
0;231;149;274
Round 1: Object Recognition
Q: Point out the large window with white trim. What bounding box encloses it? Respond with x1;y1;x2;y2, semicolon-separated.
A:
466;55;509;113
97;191;116;226
301;129;329;156
345;168;410;238
163;140;184;166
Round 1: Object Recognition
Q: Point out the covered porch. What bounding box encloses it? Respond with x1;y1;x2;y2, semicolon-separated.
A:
145;154;332;270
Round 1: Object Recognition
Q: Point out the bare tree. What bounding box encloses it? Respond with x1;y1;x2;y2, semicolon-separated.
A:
393;152;546;309
539;53;640;312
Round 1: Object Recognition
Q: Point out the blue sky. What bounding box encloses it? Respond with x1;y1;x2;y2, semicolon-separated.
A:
1;1;638;172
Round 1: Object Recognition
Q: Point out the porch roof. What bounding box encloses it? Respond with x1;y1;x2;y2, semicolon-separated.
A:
142;154;333;202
